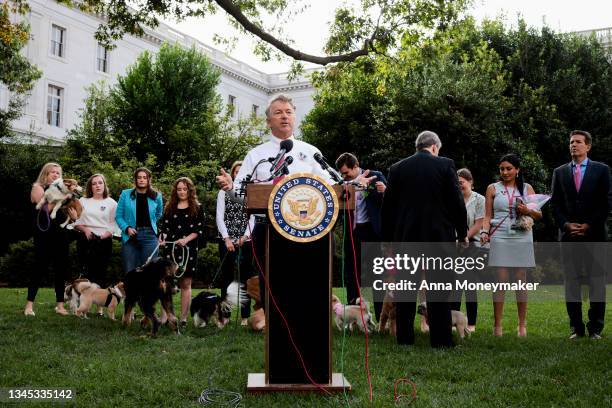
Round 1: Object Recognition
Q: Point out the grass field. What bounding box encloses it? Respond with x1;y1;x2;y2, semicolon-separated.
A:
1;287;610;407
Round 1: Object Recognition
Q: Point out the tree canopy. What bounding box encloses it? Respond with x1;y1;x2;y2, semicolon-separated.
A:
0;2;41;137
302;18;612;240
33;0;470;72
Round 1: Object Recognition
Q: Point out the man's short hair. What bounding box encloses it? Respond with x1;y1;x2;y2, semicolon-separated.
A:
415;130;442;151
265;93;296;118
570;130;592;145
335;152;359;169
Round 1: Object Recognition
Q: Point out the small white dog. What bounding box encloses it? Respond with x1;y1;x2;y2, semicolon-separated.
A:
331;294;376;333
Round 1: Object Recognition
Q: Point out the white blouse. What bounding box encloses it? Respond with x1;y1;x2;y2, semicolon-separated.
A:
74;197;119;236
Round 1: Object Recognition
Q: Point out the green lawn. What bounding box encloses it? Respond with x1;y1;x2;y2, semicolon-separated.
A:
1;288;610;407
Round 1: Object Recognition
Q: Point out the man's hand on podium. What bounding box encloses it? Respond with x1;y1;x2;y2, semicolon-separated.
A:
216;168;233;191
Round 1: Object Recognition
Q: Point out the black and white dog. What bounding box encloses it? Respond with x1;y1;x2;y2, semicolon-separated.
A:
190;282;248;328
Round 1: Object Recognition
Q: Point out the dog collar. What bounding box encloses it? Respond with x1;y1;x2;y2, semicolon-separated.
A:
333;302;344;316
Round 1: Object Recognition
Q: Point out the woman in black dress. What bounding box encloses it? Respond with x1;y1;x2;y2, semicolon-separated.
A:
159;177;205;328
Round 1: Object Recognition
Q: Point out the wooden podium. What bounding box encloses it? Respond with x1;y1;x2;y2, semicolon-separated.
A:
245;182;354;393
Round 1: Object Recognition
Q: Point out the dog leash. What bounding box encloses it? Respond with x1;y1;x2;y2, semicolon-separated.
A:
394;378;417;405
144;243;160;266
161;241;190;279
36;204;51;232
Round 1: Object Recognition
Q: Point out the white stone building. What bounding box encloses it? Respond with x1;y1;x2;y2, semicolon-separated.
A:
2;0;317;144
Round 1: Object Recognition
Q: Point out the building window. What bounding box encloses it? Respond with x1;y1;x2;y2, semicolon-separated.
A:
252;104;259;116
96;44;109;73
50;24;66;57
228;95;236;117
47;85;63;127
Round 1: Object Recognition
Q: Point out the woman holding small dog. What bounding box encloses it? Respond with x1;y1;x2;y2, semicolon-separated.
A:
25;162;77;316
216;161;254;326
481;154;542;337
159;177;205;328
115;167;163;273
73;174;118;288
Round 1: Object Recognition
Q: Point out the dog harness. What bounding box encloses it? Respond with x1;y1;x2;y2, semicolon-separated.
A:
333;302;344;317
104;289;121;307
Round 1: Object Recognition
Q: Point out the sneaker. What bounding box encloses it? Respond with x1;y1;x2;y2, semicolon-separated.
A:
179;320;188;330
241;318;248;327
569;331;584;340
589;333;602;340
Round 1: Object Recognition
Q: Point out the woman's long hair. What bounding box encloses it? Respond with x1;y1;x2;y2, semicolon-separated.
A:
130;167;158;200
499;154;525;197
33;162;62;187
164;177;200;218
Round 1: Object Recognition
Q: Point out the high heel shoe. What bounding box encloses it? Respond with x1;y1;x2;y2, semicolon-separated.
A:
55;306;69;316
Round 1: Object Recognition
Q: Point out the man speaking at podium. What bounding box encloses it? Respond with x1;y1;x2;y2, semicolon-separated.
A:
216;93;337;313
216;93;335;193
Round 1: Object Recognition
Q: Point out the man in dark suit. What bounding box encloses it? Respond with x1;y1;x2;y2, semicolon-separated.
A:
381;131;467;348
335;153;387;319
550;130;611;340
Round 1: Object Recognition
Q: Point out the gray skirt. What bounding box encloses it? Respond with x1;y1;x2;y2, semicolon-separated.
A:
488;221;535;268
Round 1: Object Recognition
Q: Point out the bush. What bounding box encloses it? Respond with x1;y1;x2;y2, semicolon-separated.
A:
0;236;124;288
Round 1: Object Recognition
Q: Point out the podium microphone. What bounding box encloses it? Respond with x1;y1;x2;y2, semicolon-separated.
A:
269;139;294;173
313;153;343;183
267;156;293;181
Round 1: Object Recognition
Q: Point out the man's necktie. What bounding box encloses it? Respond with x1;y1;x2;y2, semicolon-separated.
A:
573;164;581;192
272;156;285;185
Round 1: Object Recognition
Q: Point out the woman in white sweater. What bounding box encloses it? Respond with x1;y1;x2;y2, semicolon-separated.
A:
73;174;118;287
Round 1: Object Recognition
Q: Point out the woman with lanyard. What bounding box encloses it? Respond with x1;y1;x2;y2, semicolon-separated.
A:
115;167;163;273
481;154;542;337
216;161;254;326
158;177;205;328
25;162;77;316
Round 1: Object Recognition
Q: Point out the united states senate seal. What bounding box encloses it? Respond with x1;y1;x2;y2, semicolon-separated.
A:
268;173;339;242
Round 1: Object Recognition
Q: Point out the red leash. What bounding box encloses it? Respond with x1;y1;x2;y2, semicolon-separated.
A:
394;378;417;405
345;186;374;402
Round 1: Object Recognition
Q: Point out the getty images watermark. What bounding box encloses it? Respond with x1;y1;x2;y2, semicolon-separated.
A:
361;242;611;303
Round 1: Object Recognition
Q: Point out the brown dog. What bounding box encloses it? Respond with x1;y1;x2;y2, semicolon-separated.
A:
64;278;100;314
246;276;265;331
75;283;125;320
378;291;397;336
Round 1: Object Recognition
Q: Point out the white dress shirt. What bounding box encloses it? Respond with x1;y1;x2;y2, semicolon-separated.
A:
228;134;335;199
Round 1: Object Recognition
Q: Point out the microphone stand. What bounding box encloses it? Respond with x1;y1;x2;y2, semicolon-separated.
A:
238;158;270;198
